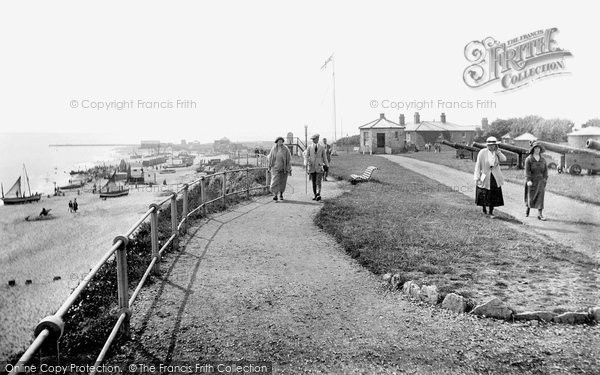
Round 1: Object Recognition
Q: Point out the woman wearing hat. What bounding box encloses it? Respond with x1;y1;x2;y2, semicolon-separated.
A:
267;136;292;202
524;141;548;220
473;136;507;218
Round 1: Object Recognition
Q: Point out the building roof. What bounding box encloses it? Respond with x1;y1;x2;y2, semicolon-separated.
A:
404;121;476;132
568;127;600;136
514;132;537;141
501;133;512;139
359;114;404;130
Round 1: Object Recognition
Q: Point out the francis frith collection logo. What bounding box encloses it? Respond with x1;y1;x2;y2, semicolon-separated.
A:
463;28;572;92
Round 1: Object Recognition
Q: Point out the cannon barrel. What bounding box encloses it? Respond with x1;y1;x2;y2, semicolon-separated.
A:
441;140;479;152
496;142;529;154
586;138;600;151
440;139;457;148
472;142;518;155
535;140;600;157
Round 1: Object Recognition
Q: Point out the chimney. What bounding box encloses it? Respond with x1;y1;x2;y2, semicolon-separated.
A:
399;114;405;126
380;113;385;119
414;112;420;124
482;117;489;130
441;113;446;123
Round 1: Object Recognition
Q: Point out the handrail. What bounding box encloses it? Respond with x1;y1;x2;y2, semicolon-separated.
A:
9;165;270;375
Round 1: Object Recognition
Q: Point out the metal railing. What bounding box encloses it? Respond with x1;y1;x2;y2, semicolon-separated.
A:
9;166;271;374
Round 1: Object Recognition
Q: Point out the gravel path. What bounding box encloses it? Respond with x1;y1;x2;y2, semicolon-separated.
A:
110;166;599;374
380;155;600;262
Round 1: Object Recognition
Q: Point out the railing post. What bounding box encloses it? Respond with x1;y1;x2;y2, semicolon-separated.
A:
182;184;189;234
200;177;207;217
170;193;179;251
113;235;130;336
222;172;227;206
149;203;160;274
246;168;250;199
265;168;270;193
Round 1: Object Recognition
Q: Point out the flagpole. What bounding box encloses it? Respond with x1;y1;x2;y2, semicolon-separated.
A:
332;55;337;154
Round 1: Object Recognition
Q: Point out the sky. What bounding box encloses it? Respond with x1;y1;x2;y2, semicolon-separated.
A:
0;1;598;144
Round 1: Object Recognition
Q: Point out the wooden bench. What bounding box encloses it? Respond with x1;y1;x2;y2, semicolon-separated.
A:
350;166;379;185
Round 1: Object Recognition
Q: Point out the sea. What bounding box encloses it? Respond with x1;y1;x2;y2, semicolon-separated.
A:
0;133;134;201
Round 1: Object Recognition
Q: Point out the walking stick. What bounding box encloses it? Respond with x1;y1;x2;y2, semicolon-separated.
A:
305;164;307;195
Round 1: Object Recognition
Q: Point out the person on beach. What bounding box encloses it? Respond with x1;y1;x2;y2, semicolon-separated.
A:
303;133;329;201
39;208;51;217
68;200;73;213
267;136;292;202
73;198;79;213
524;141;548;221
322;138;332;181
474;136;507;219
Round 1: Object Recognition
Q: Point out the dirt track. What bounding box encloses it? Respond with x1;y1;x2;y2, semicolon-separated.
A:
380;155;600;262
108;166;599;374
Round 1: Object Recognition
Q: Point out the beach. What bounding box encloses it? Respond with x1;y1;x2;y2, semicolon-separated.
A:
0;164;206;362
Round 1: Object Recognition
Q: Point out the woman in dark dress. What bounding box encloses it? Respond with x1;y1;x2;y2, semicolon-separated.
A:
474;137;507;218
524;142;548;220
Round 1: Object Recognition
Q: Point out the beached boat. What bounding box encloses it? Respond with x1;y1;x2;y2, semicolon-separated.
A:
99;171;129;198
1;165;42;205
25;213;56;221
59;180;85;190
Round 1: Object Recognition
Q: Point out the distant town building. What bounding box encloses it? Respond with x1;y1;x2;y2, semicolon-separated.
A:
513;132;537;149
404;112;476;148
481;117;490;131
501;133;512;144
214;137;231;152
358;113;405;154
181;139;187;145
567;127;600;148
141;140;160;149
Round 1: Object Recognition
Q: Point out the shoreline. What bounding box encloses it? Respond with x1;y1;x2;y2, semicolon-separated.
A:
0;164;206;362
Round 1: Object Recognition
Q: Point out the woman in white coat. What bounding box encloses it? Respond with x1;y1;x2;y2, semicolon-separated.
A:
474;136;507;218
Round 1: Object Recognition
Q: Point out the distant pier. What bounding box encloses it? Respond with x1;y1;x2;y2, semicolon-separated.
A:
48;144;139;147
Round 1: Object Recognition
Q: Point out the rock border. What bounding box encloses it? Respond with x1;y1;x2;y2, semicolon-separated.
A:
382;273;599;325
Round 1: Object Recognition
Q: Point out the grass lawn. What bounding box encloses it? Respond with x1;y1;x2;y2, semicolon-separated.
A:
316;153;599;312
402;150;600;205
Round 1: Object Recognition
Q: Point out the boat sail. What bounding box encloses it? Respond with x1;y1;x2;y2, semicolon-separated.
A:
99;171;129;198
1;165;42;205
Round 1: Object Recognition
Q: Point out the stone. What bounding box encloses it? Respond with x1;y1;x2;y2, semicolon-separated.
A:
471;298;513;320
590;307;600;323
441;293;467;314
552;312;590;324
409;283;421;299
513;311;557;322
382;273;392;282
402;281;414;295
390;274;402;290
419;285;439;305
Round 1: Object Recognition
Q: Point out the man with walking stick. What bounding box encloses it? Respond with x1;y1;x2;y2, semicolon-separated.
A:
303;133;329;201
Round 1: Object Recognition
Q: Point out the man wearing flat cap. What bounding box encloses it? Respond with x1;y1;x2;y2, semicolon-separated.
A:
303;133;329;201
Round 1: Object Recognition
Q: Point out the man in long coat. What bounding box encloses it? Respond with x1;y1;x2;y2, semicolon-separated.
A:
304;133;329;201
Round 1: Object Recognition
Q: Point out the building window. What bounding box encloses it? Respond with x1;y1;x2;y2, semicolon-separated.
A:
395;131;399;139
407;133;411;142
364;132;369;146
462;132;466;137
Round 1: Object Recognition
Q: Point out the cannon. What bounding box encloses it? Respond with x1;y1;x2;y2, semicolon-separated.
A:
440;140;478;160
586;138;600;152
535;140;600;175
496;142;529;169
472;142;520;168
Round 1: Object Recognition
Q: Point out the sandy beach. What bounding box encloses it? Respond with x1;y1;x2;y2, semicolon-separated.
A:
0;165;206;362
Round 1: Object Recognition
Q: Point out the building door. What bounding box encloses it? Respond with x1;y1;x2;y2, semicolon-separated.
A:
377;133;385;148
